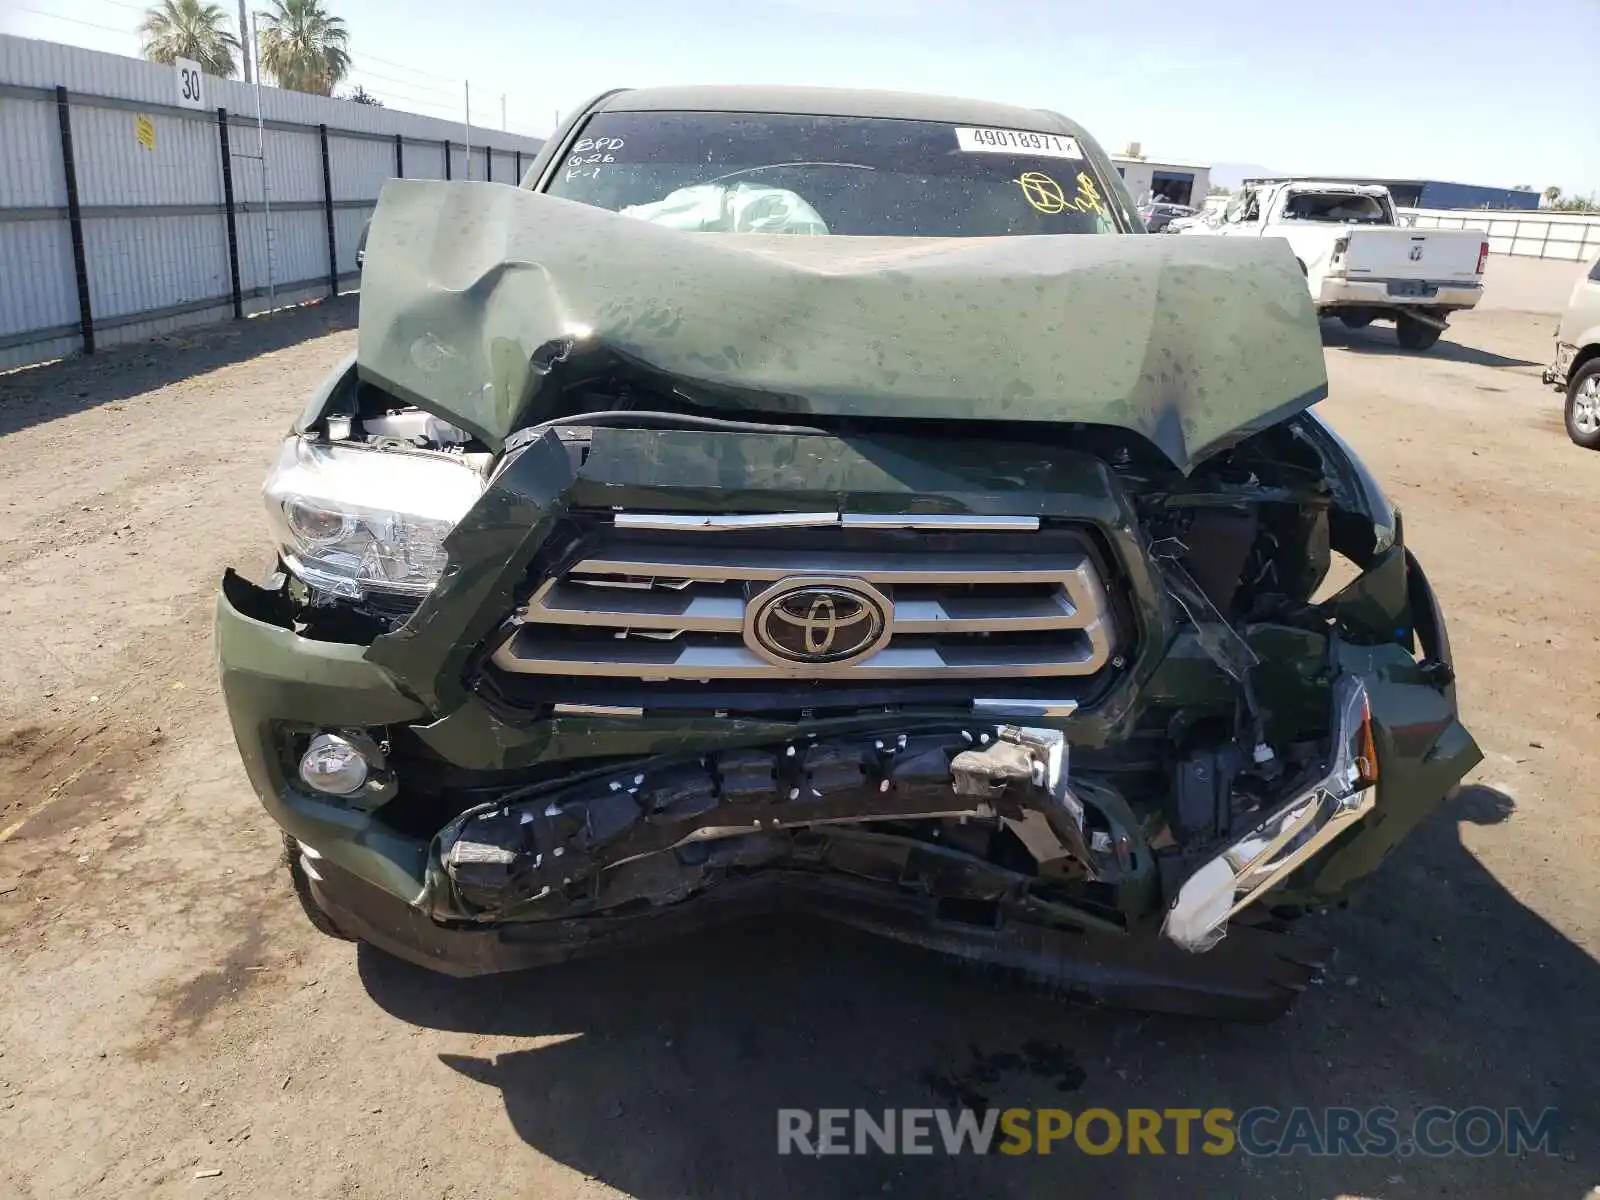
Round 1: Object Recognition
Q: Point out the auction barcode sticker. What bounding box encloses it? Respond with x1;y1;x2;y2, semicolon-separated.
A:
955;127;1081;158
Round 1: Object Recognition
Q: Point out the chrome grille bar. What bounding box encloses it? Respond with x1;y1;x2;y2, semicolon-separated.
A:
493;635;1111;679
525;578;1084;634
567;546;1089;585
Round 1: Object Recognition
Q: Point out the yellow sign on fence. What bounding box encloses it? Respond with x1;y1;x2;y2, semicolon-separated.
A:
134;114;156;152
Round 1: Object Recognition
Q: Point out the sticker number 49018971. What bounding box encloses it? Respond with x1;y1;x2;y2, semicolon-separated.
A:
954;127;1082;158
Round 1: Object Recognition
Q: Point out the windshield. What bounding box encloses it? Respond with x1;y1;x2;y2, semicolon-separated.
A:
543;111;1122;237
1282;191;1393;224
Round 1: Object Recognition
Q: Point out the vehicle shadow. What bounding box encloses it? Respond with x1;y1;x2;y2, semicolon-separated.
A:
358;785;1595;1198
0;296;358;439
1319;320;1542;368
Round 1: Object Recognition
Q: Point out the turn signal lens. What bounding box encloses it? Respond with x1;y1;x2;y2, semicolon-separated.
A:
1354;693;1379;787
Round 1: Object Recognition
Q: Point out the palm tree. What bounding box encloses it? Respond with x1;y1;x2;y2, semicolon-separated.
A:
139;0;240;78
1543;186;1563;206
258;0;351;96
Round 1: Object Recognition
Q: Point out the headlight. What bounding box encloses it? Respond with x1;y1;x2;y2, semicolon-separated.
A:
263;437;485;599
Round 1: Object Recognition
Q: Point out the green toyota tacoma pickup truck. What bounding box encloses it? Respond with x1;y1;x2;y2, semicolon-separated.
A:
216;86;1479;1018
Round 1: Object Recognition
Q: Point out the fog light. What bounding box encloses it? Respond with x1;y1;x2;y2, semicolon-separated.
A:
298;733;370;796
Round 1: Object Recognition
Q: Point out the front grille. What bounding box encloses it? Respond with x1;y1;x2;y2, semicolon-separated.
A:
488;515;1118;685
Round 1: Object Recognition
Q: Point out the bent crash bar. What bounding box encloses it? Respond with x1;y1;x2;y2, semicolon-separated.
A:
1163;677;1378;952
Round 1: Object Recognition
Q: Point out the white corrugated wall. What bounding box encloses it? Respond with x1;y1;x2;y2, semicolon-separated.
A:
0;90;63;206
404;141;448;182
1398;208;1600;263
0;33;543;371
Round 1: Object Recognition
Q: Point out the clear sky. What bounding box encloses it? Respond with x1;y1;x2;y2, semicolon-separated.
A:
6;0;1598;195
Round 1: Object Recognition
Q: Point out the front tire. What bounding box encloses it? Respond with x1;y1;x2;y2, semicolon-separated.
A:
1565;361;1600;450
1338;311;1374;329
1395;315;1443;351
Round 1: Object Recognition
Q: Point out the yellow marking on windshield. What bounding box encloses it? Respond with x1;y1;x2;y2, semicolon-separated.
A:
1017;171;1067;213
1072;172;1106;216
1017;170;1106;217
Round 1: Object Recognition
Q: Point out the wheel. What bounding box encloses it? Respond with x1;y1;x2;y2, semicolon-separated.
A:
283;835;360;942
1566;361;1600;450
1339;312;1374;329
1395;315;1443;351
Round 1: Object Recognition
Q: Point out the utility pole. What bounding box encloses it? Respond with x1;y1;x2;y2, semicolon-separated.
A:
463;81;471;180
249;9;275;310
237;0;252;82
501;93;507;133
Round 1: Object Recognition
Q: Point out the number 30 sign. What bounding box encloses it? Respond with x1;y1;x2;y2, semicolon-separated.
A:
175;58;205;110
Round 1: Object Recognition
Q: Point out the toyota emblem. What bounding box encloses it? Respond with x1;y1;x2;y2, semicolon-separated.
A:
745;577;892;667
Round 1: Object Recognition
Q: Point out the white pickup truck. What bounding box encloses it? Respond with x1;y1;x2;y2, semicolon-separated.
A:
1177;179;1489;351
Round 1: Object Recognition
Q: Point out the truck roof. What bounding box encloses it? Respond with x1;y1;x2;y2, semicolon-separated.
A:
1245;178;1391;197
594;84;1095;142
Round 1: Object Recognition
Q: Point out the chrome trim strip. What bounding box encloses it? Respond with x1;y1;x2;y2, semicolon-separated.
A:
611;511;1040;532
551;703;645;718
971;699;1081;718
614;512;840;531
840;513;1040;531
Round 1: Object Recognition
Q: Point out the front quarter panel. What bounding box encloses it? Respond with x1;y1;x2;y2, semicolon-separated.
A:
1279;552;1482;905
1279;639;1481;904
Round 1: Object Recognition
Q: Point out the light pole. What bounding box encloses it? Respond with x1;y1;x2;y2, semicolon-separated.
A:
250;9;275;309
237;0;251;82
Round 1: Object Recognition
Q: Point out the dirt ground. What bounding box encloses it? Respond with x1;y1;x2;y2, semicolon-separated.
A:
0;297;1596;1200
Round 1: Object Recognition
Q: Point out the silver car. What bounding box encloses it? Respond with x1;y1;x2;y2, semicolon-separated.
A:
1545;252;1600;449
1139;202;1197;233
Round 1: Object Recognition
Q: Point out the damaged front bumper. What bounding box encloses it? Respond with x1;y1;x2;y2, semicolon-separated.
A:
216;401;1481;1016
1543;341;1575;388
218;553;1478;1019
303;850;1334;1019
1162;676;1377;951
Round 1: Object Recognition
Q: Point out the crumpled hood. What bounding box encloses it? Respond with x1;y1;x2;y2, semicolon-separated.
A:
355;180;1327;472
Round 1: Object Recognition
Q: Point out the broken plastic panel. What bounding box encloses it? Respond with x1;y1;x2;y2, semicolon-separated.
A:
1153;551;1262;684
